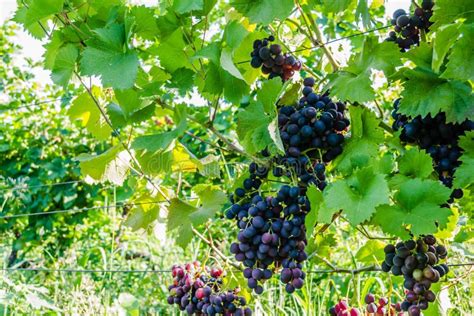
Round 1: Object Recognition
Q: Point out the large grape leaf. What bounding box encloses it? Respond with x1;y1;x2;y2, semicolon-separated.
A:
372;179;452;238
172;0;203;14
236;79;284;154
355;240;385;264
220;47;245;81
305;185;323;240
441;23;474;82
321;166;389;226
80;23;139;89
128;6;159;40
432;24;459;73
14;0;64;39
454;131;474;188
224;20;249;50
397;67;474;123
326;38;401;103
124;197;161;231
50;44;79;87
236;101;274;154
76;146;131;185
431;0;474;30
257;78;284;114
167;198;197;249
230;0;294;25
397;148;434;179
67;90;113;140
189;185;227;225
333;106;384;173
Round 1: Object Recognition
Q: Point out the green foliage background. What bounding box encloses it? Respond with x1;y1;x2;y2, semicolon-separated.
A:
0;0;473;314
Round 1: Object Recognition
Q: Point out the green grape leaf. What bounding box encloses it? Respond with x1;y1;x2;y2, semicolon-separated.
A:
432;24;459;73
305;185;323;240
279;82;302;106
67;90;112;140
50;44;78;87
172;0;203;14
167;198;197;249
454;131;474;188
236;101;274;154
431;0;474;29
14;0;64;39
193;42;221;65
397;67;474;123
201;63;223;95
333;106;384;173
323;0;354;13
355;240;386;264
230;0;294;25
222;70;250;104
197;155;221;178
220;47;244;80
129;6;159;40
156;29;192;73
169;68;196;95
114;89;150;118
124;201;160;231
372;179;452;237
398;148;434;179
322;166;389;226
224;21;249;50
257;78;283;114
189;186;227;225
326;38;401;102
441;23;474;82
76;146;130;185
80;23;139;89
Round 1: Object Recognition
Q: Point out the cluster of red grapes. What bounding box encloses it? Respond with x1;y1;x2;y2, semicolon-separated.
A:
250;36;301;81
382;236;449;315
330;294;405;316
364;294;404;316
167;262;252;315
392;99;473;200
227;174;309;294
276;77;350;190
385;1;434;51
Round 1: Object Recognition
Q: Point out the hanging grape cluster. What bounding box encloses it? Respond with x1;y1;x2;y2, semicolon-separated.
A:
227;78;350;294
382;236;449;315
385;0;434;51
276;77;350;190
364;293;404;316
329;294;405;316
167;262;252;315
250;36;301;81
392;99;473;200
227;175;309;294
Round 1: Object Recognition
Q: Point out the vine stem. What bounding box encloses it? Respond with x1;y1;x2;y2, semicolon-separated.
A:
32;12;172;203
74;73;171;203
157;98;267;165
295;0;340;71
191;227;242;271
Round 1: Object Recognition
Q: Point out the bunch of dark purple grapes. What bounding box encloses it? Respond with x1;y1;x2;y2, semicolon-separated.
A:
167;262;252;315
392;99;473;200
227;177;309;294
276;77;350;190
381;236;449;316
250;36;301;81
386;0;434;51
